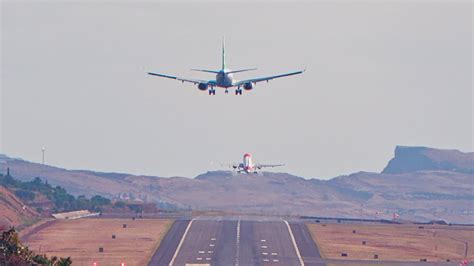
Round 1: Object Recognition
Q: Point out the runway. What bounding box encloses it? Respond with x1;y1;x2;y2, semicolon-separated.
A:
149;216;466;266
148;219;191;265
150;216;316;266
290;223;325;266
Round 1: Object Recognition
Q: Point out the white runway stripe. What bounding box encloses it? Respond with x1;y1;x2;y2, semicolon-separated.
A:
169;219;194;266
235;218;241;266
283;219;304;266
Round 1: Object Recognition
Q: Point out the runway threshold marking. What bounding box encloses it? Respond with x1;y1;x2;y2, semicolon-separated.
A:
169;219;194;266
283;219;304;266
235;218;241;266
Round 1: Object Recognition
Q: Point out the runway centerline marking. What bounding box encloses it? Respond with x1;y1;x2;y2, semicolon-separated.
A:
235;218;241;266
169;219;194;266
282;219;304;266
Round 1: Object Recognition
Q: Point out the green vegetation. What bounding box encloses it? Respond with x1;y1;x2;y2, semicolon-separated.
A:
0;173;111;213
0;226;72;265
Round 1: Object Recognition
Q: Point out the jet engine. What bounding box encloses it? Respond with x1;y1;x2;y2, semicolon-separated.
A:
243;82;253;90
198;83;208;91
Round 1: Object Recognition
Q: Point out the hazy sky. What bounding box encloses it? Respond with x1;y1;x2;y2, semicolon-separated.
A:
1;1;472;179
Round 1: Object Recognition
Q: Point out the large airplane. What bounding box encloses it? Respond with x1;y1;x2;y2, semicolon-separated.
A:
232;153;284;174
147;38;305;95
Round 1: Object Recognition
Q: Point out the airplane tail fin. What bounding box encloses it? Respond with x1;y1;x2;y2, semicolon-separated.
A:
222;36;226;70
225;68;257;74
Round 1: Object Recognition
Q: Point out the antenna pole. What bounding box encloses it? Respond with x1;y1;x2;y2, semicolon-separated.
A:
41;147;45;165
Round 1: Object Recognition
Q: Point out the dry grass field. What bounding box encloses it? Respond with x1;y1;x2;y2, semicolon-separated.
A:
23;218;173;266
307;223;474;262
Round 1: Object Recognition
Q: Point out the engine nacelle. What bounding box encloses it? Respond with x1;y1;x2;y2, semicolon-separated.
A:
198;83;208;91
243;82;253;90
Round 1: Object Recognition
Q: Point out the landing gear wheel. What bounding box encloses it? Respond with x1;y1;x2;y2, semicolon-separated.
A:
225;89;229;94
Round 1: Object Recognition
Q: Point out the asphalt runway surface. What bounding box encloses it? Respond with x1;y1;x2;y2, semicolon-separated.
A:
149;216;468;266
149;216;320;266
149;219;191;265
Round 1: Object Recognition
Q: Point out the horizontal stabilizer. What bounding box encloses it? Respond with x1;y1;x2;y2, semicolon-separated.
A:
190;69;221;74
225;68;257;74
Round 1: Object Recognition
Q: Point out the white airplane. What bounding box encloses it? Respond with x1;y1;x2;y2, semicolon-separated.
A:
147;38;305;95
232;153;284;174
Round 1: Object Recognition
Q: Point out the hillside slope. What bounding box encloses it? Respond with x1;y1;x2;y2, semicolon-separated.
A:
1;146;472;223
0;186;39;228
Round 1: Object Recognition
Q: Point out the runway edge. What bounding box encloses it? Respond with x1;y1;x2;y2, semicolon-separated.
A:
148;219;191;266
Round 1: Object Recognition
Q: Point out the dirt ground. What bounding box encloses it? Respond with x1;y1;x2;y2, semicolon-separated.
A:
307;223;474;262
23;218;173;266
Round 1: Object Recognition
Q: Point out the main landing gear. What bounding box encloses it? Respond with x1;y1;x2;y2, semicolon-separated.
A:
235;89;243;95
225;89;229;94
208;89;216;95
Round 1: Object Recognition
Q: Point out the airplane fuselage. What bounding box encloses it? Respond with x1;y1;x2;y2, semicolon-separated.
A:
241;153;254;173
216;71;233;88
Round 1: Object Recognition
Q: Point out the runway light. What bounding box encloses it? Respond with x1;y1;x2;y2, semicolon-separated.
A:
121;263;126;266
93;262;98;266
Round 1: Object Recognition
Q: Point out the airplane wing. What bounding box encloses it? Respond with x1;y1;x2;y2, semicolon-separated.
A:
255;164;284;169
211;161;242;170
148;72;209;85
233;69;305;87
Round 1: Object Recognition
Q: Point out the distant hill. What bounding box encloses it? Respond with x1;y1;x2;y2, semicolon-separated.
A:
1;146;473;223
383;146;473;174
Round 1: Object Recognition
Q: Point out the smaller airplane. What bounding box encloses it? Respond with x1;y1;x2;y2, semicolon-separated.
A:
232;153;284;174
